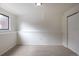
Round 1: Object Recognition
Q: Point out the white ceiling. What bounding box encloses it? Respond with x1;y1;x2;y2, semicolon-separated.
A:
0;3;78;16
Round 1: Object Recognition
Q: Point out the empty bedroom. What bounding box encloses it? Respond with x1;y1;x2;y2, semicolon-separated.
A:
0;3;79;56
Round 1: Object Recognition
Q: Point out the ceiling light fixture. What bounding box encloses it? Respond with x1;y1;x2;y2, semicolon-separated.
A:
35;3;41;6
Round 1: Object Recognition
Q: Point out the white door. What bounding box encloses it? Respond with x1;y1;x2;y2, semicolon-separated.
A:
68;12;79;55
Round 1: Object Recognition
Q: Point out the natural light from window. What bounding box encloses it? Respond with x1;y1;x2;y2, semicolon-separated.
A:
0;14;9;30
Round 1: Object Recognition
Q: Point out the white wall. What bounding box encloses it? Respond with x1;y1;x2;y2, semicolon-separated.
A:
17;6;62;45
0;7;17;55
0;32;17;55
62;4;79;55
0;3;76;46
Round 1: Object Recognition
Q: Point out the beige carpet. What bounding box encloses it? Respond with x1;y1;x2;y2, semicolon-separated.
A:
2;45;77;56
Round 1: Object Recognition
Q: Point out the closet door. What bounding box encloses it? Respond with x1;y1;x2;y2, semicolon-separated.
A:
68;12;79;55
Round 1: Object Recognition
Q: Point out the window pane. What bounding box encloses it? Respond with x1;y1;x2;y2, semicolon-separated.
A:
0;14;9;30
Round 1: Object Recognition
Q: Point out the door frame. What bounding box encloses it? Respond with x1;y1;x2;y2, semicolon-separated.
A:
66;11;79;48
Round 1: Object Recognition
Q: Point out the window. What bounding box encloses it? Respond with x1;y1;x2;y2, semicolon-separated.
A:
0;13;9;30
